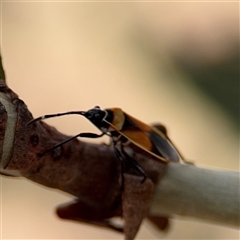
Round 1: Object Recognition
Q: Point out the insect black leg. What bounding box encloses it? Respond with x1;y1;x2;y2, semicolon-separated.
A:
112;142;124;189
120;144;147;183
43;132;105;155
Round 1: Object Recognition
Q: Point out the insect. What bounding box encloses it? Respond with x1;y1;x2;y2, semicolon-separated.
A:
27;106;184;181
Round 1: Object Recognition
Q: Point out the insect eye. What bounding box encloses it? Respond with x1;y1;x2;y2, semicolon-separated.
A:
94;106;100;109
95;113;100;119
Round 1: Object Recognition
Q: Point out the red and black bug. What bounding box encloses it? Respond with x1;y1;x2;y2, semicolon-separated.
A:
28;106;184;181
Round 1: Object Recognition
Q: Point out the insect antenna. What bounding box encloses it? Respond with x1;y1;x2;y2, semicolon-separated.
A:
27;111;86;125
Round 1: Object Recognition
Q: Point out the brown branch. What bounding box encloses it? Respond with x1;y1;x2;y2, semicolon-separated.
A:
1;80;238;239
0;81;168;240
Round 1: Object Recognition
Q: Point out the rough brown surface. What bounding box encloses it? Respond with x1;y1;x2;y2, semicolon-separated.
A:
0;81;168;240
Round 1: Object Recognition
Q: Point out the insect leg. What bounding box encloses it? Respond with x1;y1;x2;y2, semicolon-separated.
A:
43;132;105;155
112;141;124;188
120;144;147;183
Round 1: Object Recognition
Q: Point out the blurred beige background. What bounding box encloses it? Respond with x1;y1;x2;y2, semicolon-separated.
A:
0;1;239;239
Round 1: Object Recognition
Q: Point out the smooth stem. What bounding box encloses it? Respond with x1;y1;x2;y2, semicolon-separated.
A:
150;162;239;228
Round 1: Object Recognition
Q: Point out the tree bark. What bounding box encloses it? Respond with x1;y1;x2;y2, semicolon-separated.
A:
0;55;239;238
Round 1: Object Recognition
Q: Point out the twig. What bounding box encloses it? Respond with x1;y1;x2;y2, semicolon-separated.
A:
150;162;240;228
0;51;239;237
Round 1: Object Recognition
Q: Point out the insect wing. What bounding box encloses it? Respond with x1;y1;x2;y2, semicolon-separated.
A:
105;118;168;163
123;112;182;162
109;112;170;162
149;127;181;162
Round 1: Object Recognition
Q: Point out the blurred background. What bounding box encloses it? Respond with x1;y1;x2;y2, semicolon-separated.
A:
0;1;239;239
